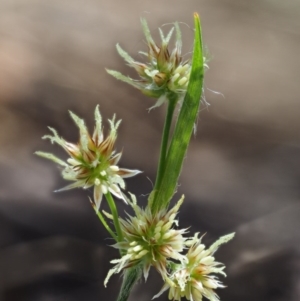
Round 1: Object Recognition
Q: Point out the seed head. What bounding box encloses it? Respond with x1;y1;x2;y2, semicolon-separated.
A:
107;19;193;109
105;195;188;286
36;105;141;210
154;233;235;301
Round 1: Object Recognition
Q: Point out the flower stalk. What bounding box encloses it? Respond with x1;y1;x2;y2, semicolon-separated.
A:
105;191;124;243
92;203;118;241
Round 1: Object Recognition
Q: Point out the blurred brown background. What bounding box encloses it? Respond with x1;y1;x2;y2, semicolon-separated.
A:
0;0;300;300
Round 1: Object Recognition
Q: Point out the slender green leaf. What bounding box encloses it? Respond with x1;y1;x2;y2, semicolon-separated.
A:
151;13;204;213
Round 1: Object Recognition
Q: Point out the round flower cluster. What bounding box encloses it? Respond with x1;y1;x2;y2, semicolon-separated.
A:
36;105;141;210
105;195;187;286
107;19;193;109
154;233;235;301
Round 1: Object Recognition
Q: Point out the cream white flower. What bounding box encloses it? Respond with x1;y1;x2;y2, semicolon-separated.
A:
107;19;192;109
105;195;188;286
36;105;141;210
154;233;235;301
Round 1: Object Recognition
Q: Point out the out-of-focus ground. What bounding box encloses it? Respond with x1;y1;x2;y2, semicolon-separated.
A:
0;1;300;300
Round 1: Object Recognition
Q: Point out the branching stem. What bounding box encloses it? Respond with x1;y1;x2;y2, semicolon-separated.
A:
95;209;118;241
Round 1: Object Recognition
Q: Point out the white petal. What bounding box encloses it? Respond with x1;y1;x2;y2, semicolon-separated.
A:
109;186;127;203
143;263;151;281
109;165;119;172
69;110;90;152
104;267;117;287
209;233;235;253
178;76;188;87
148;95;167;111
200;256;215;265
117;168;142;178
202;278;218;289
152;283;170;299
93;105;103;144
54;180;86;192
116;43;135;64
102;209;114;220
101;184;108;194
93;185;103;210
110;152;122;165
35;152;68;167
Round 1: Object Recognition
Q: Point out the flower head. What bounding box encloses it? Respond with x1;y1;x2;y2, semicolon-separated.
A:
107;19;192;109
105;195;188;286
154;233;235;301
36;105;141;210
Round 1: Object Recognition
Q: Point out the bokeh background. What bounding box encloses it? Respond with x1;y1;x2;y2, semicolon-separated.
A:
1;0;300;300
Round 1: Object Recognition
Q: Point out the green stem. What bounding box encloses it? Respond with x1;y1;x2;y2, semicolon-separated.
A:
105;192;124;242
116;266;142;301
153;94;177;193
95;209;118;241
151;13;204;213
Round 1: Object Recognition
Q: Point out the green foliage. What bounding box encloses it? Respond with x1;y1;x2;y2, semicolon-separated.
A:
150;13;204;213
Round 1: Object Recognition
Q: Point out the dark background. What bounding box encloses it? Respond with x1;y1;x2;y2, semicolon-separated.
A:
0;0;300;300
